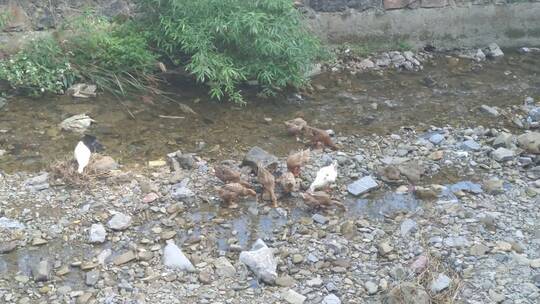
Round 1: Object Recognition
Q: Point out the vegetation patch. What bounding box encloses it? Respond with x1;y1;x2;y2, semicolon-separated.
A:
0;1;322;104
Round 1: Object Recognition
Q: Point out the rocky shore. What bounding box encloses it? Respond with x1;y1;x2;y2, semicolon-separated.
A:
1;99;539;303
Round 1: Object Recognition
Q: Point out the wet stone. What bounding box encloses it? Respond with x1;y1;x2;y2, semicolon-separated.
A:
480;105;499;117
429;133;445;145
242;146;278;169
400;219;417;237
32;260;50;282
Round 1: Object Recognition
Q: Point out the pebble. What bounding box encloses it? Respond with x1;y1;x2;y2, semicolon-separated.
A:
312;214;328;224
214;257;236;277
365;281;378;295
275;275;296;287
282;289;306;304
378;242;394;256
429;133;445;145
491;148;514;162
85;270;100;286
89;223;107;243
480;105;500;117
400;219;417;237
306;277;323;287
107;213;132;231
430;273;452;293
32;260;50;282
292;254;304;264
113;251;137;265
322;294;341;304
347;176;378;196
461;139;481;151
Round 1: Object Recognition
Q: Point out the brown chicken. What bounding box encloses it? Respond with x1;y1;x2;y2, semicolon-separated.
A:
301;191;345;210
257;163;278;208
284;118;308;136
279;171;298;194
287;149;310;177
214;165;251;187
218;183;256;208
303;126;338;150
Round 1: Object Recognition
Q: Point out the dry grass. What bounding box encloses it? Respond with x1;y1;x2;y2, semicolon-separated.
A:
415;251;463;303
48;155;110;187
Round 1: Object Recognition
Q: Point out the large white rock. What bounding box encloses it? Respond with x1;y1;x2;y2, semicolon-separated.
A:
239;239;277;284
163;241;195;272
107;213;132;231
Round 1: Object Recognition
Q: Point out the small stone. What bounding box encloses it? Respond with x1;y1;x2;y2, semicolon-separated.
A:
312;214;328;224
493;132;514;148
358;59;375;69
148;160;167;167
171;183;195;200
485;43;504;58
85;270;100;286
113;251;137;265
32;260;50;282
483;179;504;194
410;255;428;273
365;281;378;295
461;140;481;151
489;289;505;303
429;134;444;145
429;150;444;160
430;273;451;293
400;219;417;237
31;238;48;246
292;254;304;264
533;274;540;288
0;241;17;254
90;156;118;172
282;289;306;304
491;148;514;162
347;176;378;196
276;275;296;287
306;277;323;287
107;213;132;231
530;259;540;268
480;105;500;117
470;243;490;256
517;132;540;154
163;241;196;272
198;269;212;284
142;192;159;204
214;257;236;277
322;294;341;304
89;224;107;243
378;242;394;256
494;241;512;252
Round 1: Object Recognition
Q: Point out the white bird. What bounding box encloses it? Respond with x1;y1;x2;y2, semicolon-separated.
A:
74;135;102;174
309;161;338;192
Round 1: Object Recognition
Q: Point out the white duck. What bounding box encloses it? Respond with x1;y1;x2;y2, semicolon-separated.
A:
309;161;338;192
74;135;102;173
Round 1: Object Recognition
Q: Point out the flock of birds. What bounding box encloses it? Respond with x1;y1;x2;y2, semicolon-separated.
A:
72;117;345;210
215;117;345;210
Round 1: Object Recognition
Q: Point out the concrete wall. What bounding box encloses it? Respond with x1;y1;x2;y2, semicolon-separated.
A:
304;2;540;48
1;0;539;50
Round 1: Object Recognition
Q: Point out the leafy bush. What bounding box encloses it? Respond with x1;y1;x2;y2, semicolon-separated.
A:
137;0;321;104
0;37;76;96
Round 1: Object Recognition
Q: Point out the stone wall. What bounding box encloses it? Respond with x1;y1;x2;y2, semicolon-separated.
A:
1;0;540;49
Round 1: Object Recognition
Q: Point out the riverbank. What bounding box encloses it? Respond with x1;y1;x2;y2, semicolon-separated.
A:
1;115;539;303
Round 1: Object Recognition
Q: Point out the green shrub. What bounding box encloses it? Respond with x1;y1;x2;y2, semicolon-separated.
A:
0;37;76;96
137;0;321;104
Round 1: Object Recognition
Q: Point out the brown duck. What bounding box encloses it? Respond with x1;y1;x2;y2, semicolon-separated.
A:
301;191;345;210
279;171;298;194
257;163;278;208
286;149;310;177
214;165;251;187
284;118;308;136
303;126;338;150
218;183;256;208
